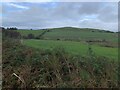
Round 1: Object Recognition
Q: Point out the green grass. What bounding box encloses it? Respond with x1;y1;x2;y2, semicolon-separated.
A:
17;27;118;44
17;30;45;36
17;27;118;46
17;28;118;60
23;39;118;61
44;27;117;43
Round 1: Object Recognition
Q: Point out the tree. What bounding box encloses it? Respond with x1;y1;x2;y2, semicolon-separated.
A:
6;27;18;30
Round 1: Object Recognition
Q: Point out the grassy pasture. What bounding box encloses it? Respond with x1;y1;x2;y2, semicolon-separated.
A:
17;29;45;36
17;27;118;60
23;39;118;61
44;27;118;43
17;28;118;43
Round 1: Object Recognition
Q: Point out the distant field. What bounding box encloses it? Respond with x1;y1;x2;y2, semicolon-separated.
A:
17;27;118;45
17;29;45;36
18;27;118;61
23;39;118;61
44;27;118;43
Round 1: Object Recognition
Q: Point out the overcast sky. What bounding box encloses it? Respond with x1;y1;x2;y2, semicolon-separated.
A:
1;2;118;32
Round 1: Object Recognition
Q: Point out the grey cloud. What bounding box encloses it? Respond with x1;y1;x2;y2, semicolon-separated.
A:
97;3;118;23
78;2;105;15
78;19;118;31
2;2;118;31
78;2;118;23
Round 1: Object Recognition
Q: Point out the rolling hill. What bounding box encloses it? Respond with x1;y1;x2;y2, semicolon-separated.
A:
18;27;118;47
16;27;118;60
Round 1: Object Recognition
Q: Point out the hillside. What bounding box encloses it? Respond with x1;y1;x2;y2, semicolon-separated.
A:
17;27;118;47
16;27;118;60
43;27;117;42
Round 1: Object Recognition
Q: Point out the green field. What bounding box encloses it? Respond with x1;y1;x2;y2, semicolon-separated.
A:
23;39;118;61
44;27;118;42
17;27;118;61
17;27;118;49
17;29;45;36
18;27;118;43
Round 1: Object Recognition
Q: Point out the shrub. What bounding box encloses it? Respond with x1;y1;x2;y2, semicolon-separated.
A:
2;30;21;39
27;33;35;39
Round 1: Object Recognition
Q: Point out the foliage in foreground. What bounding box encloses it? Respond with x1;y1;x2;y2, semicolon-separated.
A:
2;30;118;88
2;39;118;88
